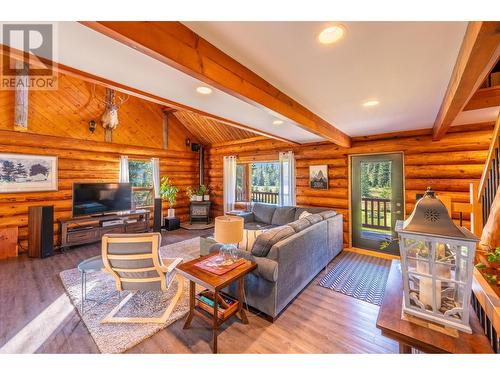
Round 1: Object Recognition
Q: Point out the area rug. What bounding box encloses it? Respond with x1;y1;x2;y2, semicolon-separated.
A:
180;222;215;230
319;251;391;306
59;237;200;353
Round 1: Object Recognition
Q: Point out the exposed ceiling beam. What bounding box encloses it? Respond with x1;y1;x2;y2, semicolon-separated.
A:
80;21;352;148
464;86;500;111
1;44;296;145
432;21;500;140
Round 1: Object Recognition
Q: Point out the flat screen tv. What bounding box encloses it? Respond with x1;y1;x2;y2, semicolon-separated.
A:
72;183;132;217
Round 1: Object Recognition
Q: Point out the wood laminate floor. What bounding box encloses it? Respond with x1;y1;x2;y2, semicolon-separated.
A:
0;229;398;354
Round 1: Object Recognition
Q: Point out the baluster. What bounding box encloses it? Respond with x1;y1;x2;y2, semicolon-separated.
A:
383;200;387;228
377;200;381;227
370;199;374;227
364;199;368;226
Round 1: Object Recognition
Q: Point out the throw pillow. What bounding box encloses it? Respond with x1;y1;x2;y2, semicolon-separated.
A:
319;210;337;220
288;218;312;233
304;213;322;225
299;210;311;219
251;225;295;257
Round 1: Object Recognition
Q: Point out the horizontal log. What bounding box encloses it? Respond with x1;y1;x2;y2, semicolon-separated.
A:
405;164;484;179
405;178;477;192
404;150;488;165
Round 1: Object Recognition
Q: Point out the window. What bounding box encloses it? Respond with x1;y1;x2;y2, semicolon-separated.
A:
128;159;153;207
235;162;280;205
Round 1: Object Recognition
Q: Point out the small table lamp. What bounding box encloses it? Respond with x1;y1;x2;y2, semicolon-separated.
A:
214;215;244;263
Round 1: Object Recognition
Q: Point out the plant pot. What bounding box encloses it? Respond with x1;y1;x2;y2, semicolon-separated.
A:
204;195;210;201
196;195;203;201
190;197;196;202
167;208;175;218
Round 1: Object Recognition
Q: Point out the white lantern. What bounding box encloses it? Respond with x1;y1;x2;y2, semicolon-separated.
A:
396;188;478;333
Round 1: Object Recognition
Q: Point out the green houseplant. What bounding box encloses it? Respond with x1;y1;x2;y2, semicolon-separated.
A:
476;247;500;286
160;176;179;218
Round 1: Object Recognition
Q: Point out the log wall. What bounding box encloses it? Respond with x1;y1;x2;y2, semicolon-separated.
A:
0;74;200;249
207;123;495;247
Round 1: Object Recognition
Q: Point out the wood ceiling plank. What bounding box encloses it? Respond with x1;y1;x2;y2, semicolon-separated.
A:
80;21;351;147
433;22;500;140
0;44;298;146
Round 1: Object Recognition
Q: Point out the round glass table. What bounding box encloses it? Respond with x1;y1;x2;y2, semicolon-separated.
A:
77;255;104;313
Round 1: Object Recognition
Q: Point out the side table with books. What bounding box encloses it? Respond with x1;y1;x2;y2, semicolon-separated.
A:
176;253;257;353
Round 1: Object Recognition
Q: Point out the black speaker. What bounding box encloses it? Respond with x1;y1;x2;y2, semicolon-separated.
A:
28;205;54;258
153;198;163;232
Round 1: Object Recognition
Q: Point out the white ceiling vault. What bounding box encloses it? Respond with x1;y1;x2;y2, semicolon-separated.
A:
184;22;475;136
2;21;493;143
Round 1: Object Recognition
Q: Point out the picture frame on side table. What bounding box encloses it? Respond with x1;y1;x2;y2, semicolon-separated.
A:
0;153;58;193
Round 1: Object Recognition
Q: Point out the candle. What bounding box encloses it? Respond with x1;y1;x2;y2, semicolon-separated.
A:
419;277;441;310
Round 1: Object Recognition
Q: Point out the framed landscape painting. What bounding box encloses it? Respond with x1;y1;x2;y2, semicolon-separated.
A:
309;165;328;189
0;153;58;193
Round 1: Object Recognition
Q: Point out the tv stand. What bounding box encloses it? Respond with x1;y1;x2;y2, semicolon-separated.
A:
59;210;150;251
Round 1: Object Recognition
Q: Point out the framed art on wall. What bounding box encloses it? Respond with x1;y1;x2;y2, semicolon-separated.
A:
0;153;58;193
309;165;328;189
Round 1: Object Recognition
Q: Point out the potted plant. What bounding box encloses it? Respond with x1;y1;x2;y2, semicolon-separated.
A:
186;186;197;202
200;184;210;201
476;247;500;287
160;177;179;218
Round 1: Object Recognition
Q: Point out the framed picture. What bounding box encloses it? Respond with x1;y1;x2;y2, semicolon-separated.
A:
309;165;328;190
0;153;58;193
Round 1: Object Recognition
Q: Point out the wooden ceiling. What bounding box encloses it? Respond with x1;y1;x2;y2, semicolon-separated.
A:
173;111;258;145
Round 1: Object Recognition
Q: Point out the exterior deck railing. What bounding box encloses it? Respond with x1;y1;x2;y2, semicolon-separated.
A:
361;197;391;231
235;190;279;205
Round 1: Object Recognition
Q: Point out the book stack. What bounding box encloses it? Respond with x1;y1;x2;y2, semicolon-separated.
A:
196;290;238;320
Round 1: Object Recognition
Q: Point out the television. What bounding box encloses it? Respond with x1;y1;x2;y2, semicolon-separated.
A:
72;183;132;217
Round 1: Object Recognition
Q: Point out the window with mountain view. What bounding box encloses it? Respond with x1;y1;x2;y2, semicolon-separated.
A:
235;162;280;204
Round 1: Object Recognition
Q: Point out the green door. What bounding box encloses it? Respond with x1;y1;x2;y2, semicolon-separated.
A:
351;153;404;254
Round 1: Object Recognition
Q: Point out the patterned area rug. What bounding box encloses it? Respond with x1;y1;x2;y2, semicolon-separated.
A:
319;251;391;306
59;237;200;353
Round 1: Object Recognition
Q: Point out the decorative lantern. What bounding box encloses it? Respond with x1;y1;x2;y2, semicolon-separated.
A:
396;187;478;333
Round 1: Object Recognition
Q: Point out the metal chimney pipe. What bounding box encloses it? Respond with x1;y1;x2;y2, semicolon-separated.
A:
199;144;204;186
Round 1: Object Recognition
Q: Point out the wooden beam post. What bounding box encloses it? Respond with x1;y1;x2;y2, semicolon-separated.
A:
161;108;177;150
80;21;352;147
13;60;28;132
432;22;500;140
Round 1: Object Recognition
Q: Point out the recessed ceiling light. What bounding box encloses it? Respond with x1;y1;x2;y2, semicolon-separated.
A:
363;100;380;107
318;25;346;45
272;119;284;125
196;86;212;95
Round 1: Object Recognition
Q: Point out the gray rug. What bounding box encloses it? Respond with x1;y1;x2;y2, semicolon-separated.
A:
59;237;200;353
319;251;391;306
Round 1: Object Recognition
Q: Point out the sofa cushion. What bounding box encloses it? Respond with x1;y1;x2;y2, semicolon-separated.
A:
304;213;323;225
271;206;296;225
288;218;312;233
251;225;295;257
319;210;337;220
253;203;277;225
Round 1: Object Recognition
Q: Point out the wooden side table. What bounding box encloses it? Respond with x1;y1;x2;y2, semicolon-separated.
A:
176;254;257;353
376;260;493;353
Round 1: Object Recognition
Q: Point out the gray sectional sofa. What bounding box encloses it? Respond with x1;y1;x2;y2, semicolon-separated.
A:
210;203;343;319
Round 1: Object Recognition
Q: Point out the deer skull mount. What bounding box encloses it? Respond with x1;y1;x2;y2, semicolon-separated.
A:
99;88;129;142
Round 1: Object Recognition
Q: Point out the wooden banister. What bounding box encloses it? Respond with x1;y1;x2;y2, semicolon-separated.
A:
478;112;500;198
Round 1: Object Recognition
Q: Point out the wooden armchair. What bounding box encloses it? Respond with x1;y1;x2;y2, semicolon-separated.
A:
101;233;183;324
